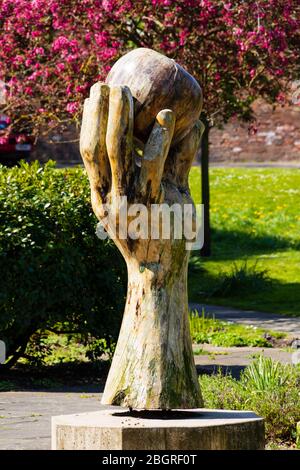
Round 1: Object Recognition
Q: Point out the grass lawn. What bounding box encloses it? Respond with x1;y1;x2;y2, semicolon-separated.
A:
188;167;300;316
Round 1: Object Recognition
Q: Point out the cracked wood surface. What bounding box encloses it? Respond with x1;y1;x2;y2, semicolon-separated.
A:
80;48;205;409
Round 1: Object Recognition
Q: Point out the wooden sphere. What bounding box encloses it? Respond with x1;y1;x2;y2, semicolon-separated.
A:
106;48;203;146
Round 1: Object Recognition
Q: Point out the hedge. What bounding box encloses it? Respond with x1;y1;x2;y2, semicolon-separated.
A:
0;161;126;367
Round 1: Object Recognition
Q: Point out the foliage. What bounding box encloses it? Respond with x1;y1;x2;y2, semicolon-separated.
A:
0;380;14;391
0;0;299;135
0;161;126;367
24;331;88;365
189;167;300;315
189;310;284;347
23;331;116;365
85;337;116;362
210;261;272;297
241;354;291;392
201;356;300;446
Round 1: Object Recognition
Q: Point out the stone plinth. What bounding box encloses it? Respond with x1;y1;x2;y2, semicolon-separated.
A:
52;408;265;450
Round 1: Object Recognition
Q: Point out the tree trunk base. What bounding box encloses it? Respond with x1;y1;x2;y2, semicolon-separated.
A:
102;260;203;410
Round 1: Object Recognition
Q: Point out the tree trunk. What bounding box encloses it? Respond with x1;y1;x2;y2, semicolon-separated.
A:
102;256;203;410
200;116;211;257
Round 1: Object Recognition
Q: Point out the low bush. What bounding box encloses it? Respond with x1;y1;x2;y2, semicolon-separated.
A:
210;261;272;298
0;161;126;367
201;356;300;447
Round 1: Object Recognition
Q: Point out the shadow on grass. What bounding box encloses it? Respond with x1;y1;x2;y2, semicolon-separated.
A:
205;227;299;261
0;361;244;393
196;365;246;380
189;267;300;316
189;232;300;316
0;360;109;392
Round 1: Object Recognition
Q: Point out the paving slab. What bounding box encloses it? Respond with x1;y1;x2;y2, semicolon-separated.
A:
0;391;106;450
193;345;294;378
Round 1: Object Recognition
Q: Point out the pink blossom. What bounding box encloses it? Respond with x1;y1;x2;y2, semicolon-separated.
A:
102;0;114;12
13;55;24;65
50;1;59;13
85;32;91;43
233;27;243;36
179;29;188;46
24;86;33;95
31;31;41;38
33;47;45;56
16;134;26;143
75;85;86;93
52;36;70;52
95;32;109;47
66;84;73;95
66;102;79;114
276;92;286;104
224;3;232;11
0;0;298;137
56;63;65;72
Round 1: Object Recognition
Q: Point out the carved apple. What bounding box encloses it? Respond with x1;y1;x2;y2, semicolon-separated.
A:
106;48;203;146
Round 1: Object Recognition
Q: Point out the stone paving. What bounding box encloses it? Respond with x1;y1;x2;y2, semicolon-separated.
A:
194;345;295;378
0;390;106;450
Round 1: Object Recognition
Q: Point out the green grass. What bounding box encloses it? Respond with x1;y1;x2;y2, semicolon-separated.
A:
189;167;300;316
26;310;284;367
189;310;285;347
200;356;300;448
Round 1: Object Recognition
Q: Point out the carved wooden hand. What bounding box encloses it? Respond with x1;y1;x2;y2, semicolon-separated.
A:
80;82;204;410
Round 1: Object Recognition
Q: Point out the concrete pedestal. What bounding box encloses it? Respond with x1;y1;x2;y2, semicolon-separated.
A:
52;408;264;450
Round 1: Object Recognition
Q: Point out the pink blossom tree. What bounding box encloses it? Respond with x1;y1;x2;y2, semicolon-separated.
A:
1;0;299;253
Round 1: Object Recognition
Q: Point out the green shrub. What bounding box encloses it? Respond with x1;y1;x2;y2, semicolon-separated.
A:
85;337;116;362
201;356;300;447
241;355;291;392
210;261;271;298
0;161;126;367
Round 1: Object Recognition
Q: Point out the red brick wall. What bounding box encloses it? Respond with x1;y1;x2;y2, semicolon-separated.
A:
210;100;300;162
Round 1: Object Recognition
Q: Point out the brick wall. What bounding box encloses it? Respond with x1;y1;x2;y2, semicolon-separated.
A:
210;100;300;162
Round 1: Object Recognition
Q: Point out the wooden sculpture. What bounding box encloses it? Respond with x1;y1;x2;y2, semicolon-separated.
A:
80;48;204;410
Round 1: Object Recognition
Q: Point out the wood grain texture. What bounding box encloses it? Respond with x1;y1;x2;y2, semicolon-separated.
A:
106;48;202;146
80;50;204;409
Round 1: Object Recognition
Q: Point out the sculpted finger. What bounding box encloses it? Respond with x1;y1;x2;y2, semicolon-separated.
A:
106;85;134;196
80;82;110;201
165;120;204;189
137;109;175;202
